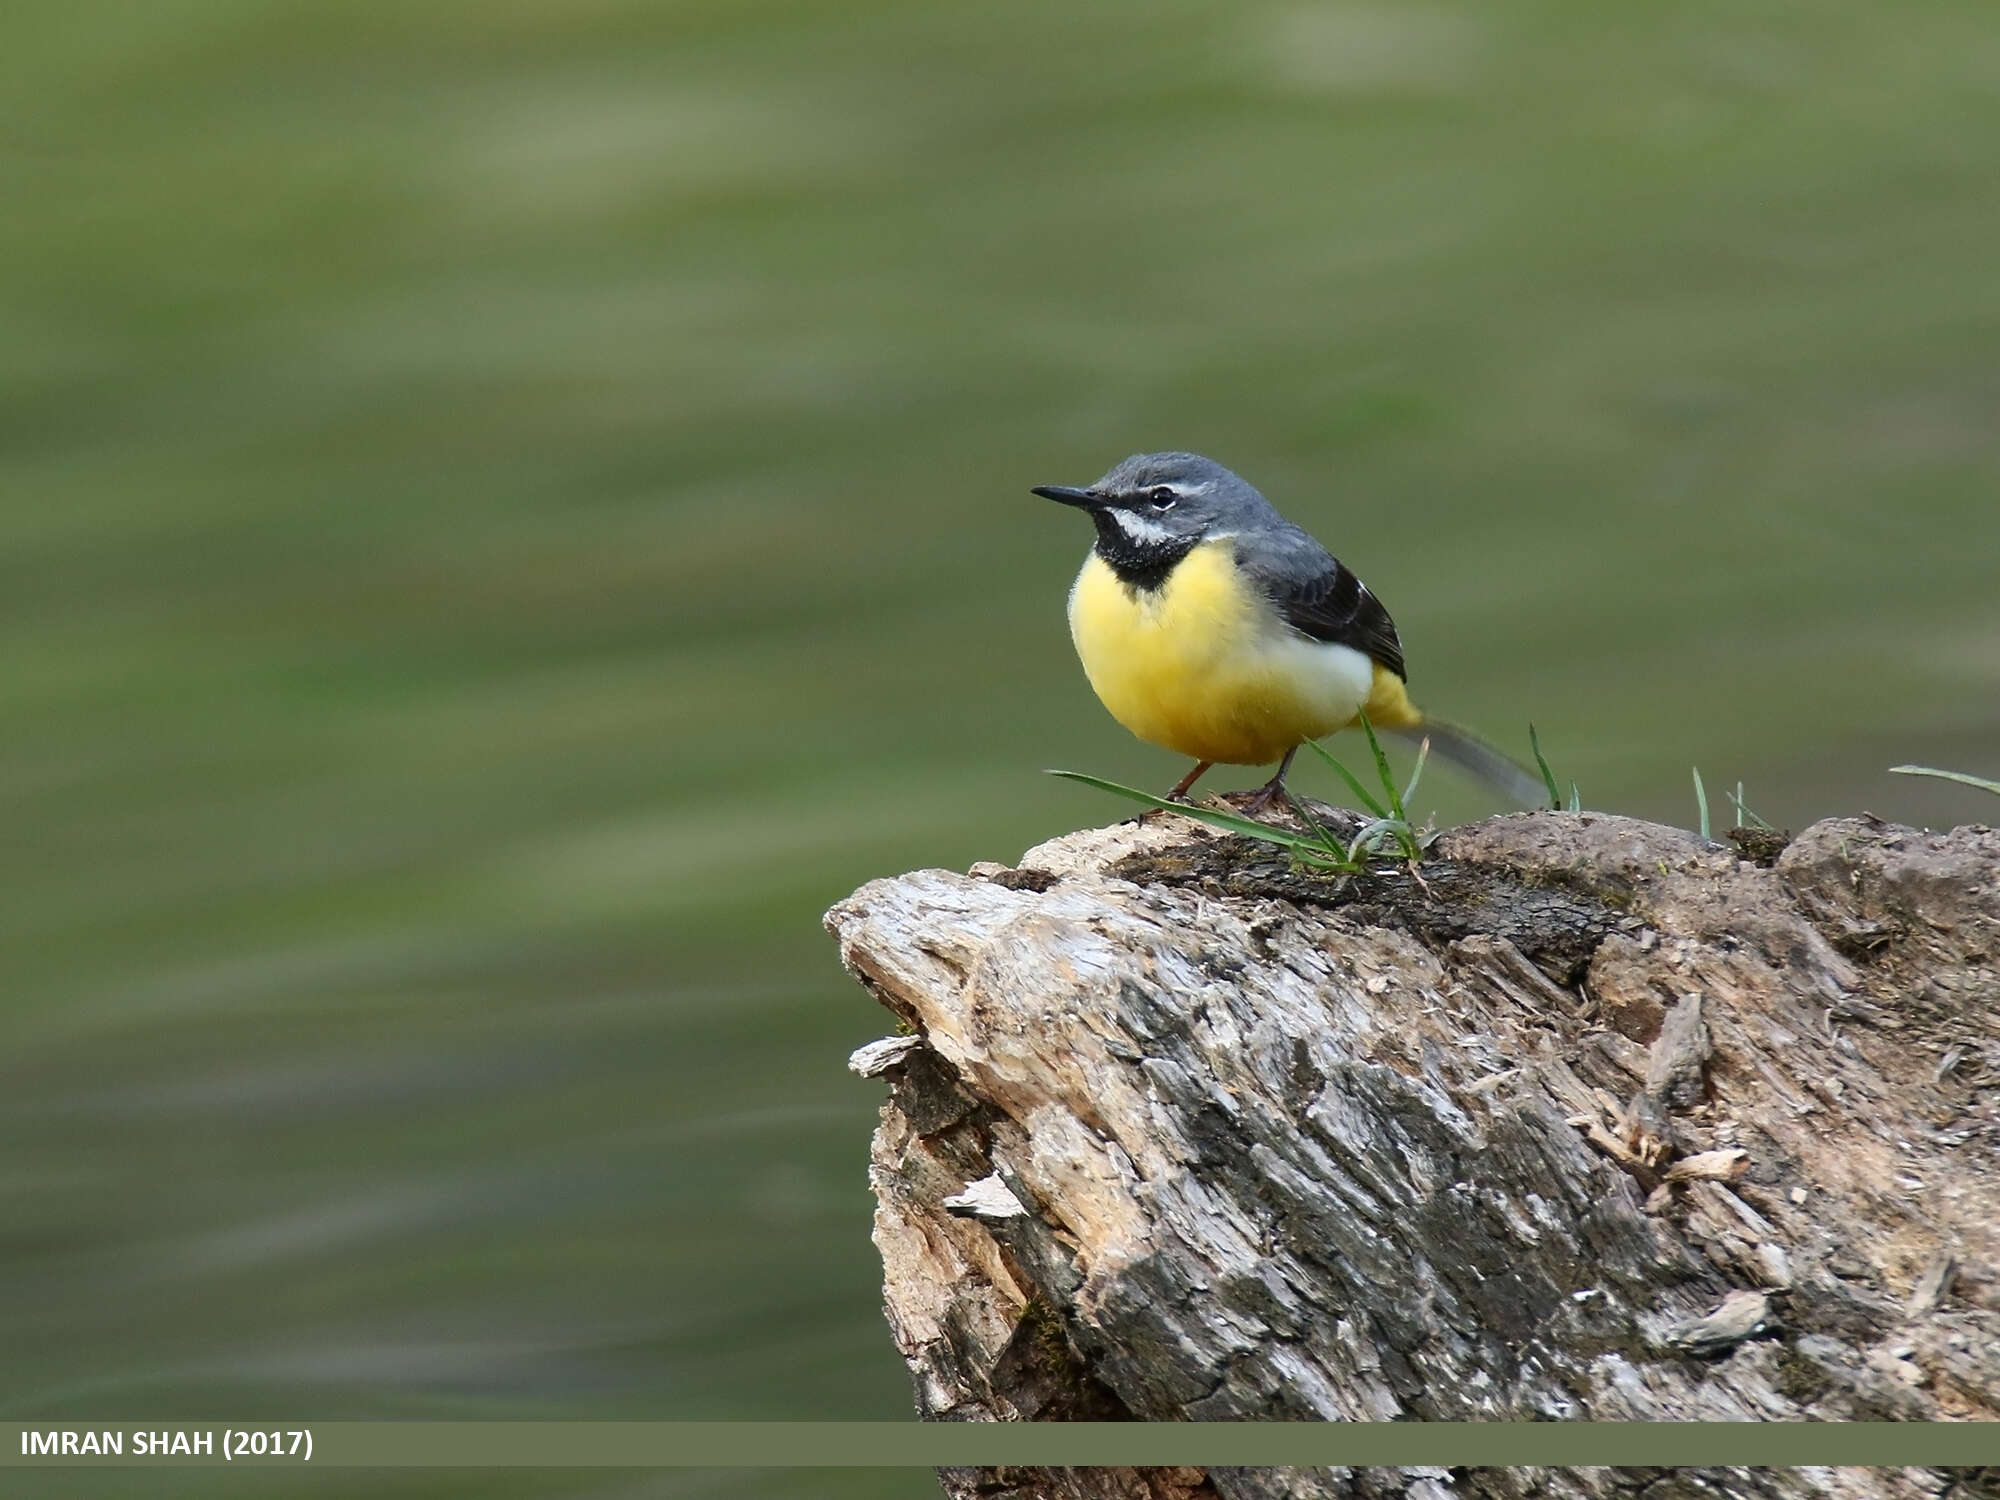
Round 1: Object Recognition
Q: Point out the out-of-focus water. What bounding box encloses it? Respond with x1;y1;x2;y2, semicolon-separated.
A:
5;0;1998;1494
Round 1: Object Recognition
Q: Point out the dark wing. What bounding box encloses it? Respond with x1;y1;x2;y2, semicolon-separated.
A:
1235;527;1406;681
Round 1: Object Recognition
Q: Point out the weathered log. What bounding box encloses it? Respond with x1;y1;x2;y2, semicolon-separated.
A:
826;808;2000;1500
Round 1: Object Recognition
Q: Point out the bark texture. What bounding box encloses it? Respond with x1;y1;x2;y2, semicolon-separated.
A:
826;809;2000;1500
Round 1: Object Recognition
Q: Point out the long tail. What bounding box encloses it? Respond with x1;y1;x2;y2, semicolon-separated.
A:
1360;666;1547;809
1394;719;1547;808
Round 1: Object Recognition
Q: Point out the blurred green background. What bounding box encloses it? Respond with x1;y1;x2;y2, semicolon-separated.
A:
4;0;1997;1494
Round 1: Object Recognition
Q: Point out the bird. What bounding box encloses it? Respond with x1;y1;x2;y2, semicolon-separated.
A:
1033;451;1543;815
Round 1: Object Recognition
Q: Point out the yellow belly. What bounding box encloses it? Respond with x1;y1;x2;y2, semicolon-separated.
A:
1067;542;1420;766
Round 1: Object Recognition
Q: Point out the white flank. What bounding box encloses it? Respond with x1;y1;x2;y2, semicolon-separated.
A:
1265;634;1377;721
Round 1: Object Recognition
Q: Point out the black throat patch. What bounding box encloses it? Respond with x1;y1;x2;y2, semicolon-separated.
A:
1091;511;1199;594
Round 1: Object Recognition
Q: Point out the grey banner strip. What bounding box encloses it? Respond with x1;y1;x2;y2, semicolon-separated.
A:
5;1422;1998;1467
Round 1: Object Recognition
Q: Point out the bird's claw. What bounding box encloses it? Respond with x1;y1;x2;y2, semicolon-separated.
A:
1235;784;1292;819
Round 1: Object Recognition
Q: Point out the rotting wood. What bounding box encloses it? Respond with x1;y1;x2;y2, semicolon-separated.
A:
828;810;2000;1500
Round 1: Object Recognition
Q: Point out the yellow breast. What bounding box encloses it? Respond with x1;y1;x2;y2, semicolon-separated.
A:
1067;541;1388;766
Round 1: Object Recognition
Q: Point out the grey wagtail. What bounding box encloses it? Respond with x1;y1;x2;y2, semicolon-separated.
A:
1034;452;1543;813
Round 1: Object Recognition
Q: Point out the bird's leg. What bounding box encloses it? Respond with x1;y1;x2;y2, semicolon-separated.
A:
1164;760;1214;803
1123;761;1214;826
1237;745;1301;818
1120;756;1208;828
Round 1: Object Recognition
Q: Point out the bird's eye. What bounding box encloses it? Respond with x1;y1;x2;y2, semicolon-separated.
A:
1148;487;1177;511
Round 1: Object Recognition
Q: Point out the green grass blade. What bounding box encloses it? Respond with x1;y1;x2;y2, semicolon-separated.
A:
1890;764;2000;797
1726;784;1773;830
1401;736;1431;809
1529;723;1562;811
1566;781;1582;813
1046;769;1304;841
1045;770;1353;864
1345;816;1413;865
1291;788;1341;855
1355;711;1405;822
1692;766;1710;841
1303;738;1388;819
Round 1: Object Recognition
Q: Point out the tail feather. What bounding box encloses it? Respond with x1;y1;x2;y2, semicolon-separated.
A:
1394;718;1547;809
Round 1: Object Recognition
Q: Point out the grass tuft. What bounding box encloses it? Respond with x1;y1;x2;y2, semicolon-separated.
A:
1051;712;1430;873
1044;769;1357;869
1529;723;1561;811
1692;767;1711;842
1529;723;1583;812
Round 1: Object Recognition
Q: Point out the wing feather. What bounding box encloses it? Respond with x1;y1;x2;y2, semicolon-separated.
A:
1235;529;1406;681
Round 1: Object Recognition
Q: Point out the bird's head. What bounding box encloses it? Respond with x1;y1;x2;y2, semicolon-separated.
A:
1032;453;1269;564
